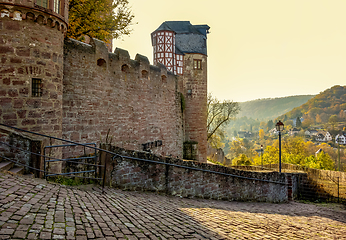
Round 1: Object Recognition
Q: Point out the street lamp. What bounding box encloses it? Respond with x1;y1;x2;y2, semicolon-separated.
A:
337;135;341;172
276;120;284;173
261;145;263;169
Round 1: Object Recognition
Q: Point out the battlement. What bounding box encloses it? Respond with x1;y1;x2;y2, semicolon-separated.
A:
64;37;177;84
0;0;68;24
0;15;208;166
0;1;67;33
62;37;184;158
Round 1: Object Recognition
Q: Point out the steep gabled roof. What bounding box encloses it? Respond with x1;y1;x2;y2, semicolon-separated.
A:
154;21;210;37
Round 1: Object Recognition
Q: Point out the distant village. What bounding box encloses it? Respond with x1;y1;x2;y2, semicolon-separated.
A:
238;116;346;146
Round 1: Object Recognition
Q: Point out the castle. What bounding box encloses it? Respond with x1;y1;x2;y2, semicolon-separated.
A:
0;0;209;172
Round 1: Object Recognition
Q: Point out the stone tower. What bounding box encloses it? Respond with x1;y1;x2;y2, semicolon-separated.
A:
151;21;210;162
0;0;68;172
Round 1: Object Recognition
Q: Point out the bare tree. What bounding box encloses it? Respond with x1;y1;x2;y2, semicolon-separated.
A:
207;93;240;144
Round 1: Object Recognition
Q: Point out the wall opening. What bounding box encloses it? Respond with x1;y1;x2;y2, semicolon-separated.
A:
97;58;106;67
161;75;167;83
32;78;42;97
141;70;148;79
121;64;129;73
183;141;198;160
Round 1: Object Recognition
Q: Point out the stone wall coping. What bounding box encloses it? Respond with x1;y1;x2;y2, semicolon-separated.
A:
105;145;288;183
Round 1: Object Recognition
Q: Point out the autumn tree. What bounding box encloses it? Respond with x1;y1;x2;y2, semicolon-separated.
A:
207;93;240;145
252;137;335;170
315;114;321;123
259;129;265;140
68;0;135;42
301;118;313;129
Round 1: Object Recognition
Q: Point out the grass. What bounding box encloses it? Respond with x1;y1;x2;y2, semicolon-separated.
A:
48;176;96;186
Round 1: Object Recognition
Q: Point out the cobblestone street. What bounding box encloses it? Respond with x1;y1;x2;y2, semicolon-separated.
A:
0;172;345;240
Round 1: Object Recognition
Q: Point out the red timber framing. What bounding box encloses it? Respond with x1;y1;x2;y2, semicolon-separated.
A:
153;30;184;75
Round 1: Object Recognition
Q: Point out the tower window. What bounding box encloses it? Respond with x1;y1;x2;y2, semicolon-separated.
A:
53;0;61;14
32;78;42;97
36;0;48;8
194;59;202;70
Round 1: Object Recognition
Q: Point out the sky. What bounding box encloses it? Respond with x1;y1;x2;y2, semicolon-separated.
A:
113;0;346;102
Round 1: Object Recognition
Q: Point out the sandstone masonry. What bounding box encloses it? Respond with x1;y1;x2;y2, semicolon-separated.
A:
0;1;210;172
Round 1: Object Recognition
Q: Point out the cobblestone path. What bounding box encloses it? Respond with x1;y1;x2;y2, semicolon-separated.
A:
0;172;345;239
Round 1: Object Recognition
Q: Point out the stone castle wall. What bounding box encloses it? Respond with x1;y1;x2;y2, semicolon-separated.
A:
183;54;208;162
62;38;185;158
0;0;208;164
100;144;292;203
0;4;67;172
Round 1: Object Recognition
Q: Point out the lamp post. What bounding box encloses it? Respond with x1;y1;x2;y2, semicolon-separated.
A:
276;120;284;173
337;136;341;172
261;145;263;169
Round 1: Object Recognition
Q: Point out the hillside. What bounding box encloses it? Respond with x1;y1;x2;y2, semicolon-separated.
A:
237;95;315;120
281;85;346;123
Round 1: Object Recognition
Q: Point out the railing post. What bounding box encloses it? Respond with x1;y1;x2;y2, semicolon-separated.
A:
102;155;110;194
94;144;97;180
337;177;340;203
43;147;47;179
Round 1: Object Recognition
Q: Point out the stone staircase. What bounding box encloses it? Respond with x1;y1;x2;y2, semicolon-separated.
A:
0;153;25;175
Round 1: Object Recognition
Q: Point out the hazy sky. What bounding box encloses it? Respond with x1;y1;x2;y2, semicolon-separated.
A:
113;0;346;102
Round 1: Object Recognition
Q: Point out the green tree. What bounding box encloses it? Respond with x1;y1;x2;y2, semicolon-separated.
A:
68;0;135;42
304;153;334;170
227;139;243;159
207;93;240;142
267;120;274;131
328;115;338;129
253;145;278;165
232;154;252;166
296;117;302;128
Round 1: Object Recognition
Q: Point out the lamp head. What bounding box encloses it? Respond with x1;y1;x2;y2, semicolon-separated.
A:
276;120;284;132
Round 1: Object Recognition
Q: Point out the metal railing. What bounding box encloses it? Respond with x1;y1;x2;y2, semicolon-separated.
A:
0;123;289;192
0;123;117;192
43;143;98;179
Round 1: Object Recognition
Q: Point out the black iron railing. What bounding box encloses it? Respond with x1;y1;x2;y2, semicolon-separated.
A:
0;123;291;196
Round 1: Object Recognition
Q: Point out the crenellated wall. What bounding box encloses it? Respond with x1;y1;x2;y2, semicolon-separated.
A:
0;0;208;165
62;38;185;158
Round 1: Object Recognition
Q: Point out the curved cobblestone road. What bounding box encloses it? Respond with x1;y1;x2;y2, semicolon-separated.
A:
0;172;345;239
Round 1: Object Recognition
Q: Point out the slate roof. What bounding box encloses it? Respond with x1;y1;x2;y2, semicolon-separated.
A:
154;21;210;37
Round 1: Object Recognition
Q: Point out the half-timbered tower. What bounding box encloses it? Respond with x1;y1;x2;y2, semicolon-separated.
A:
151;21;210;162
